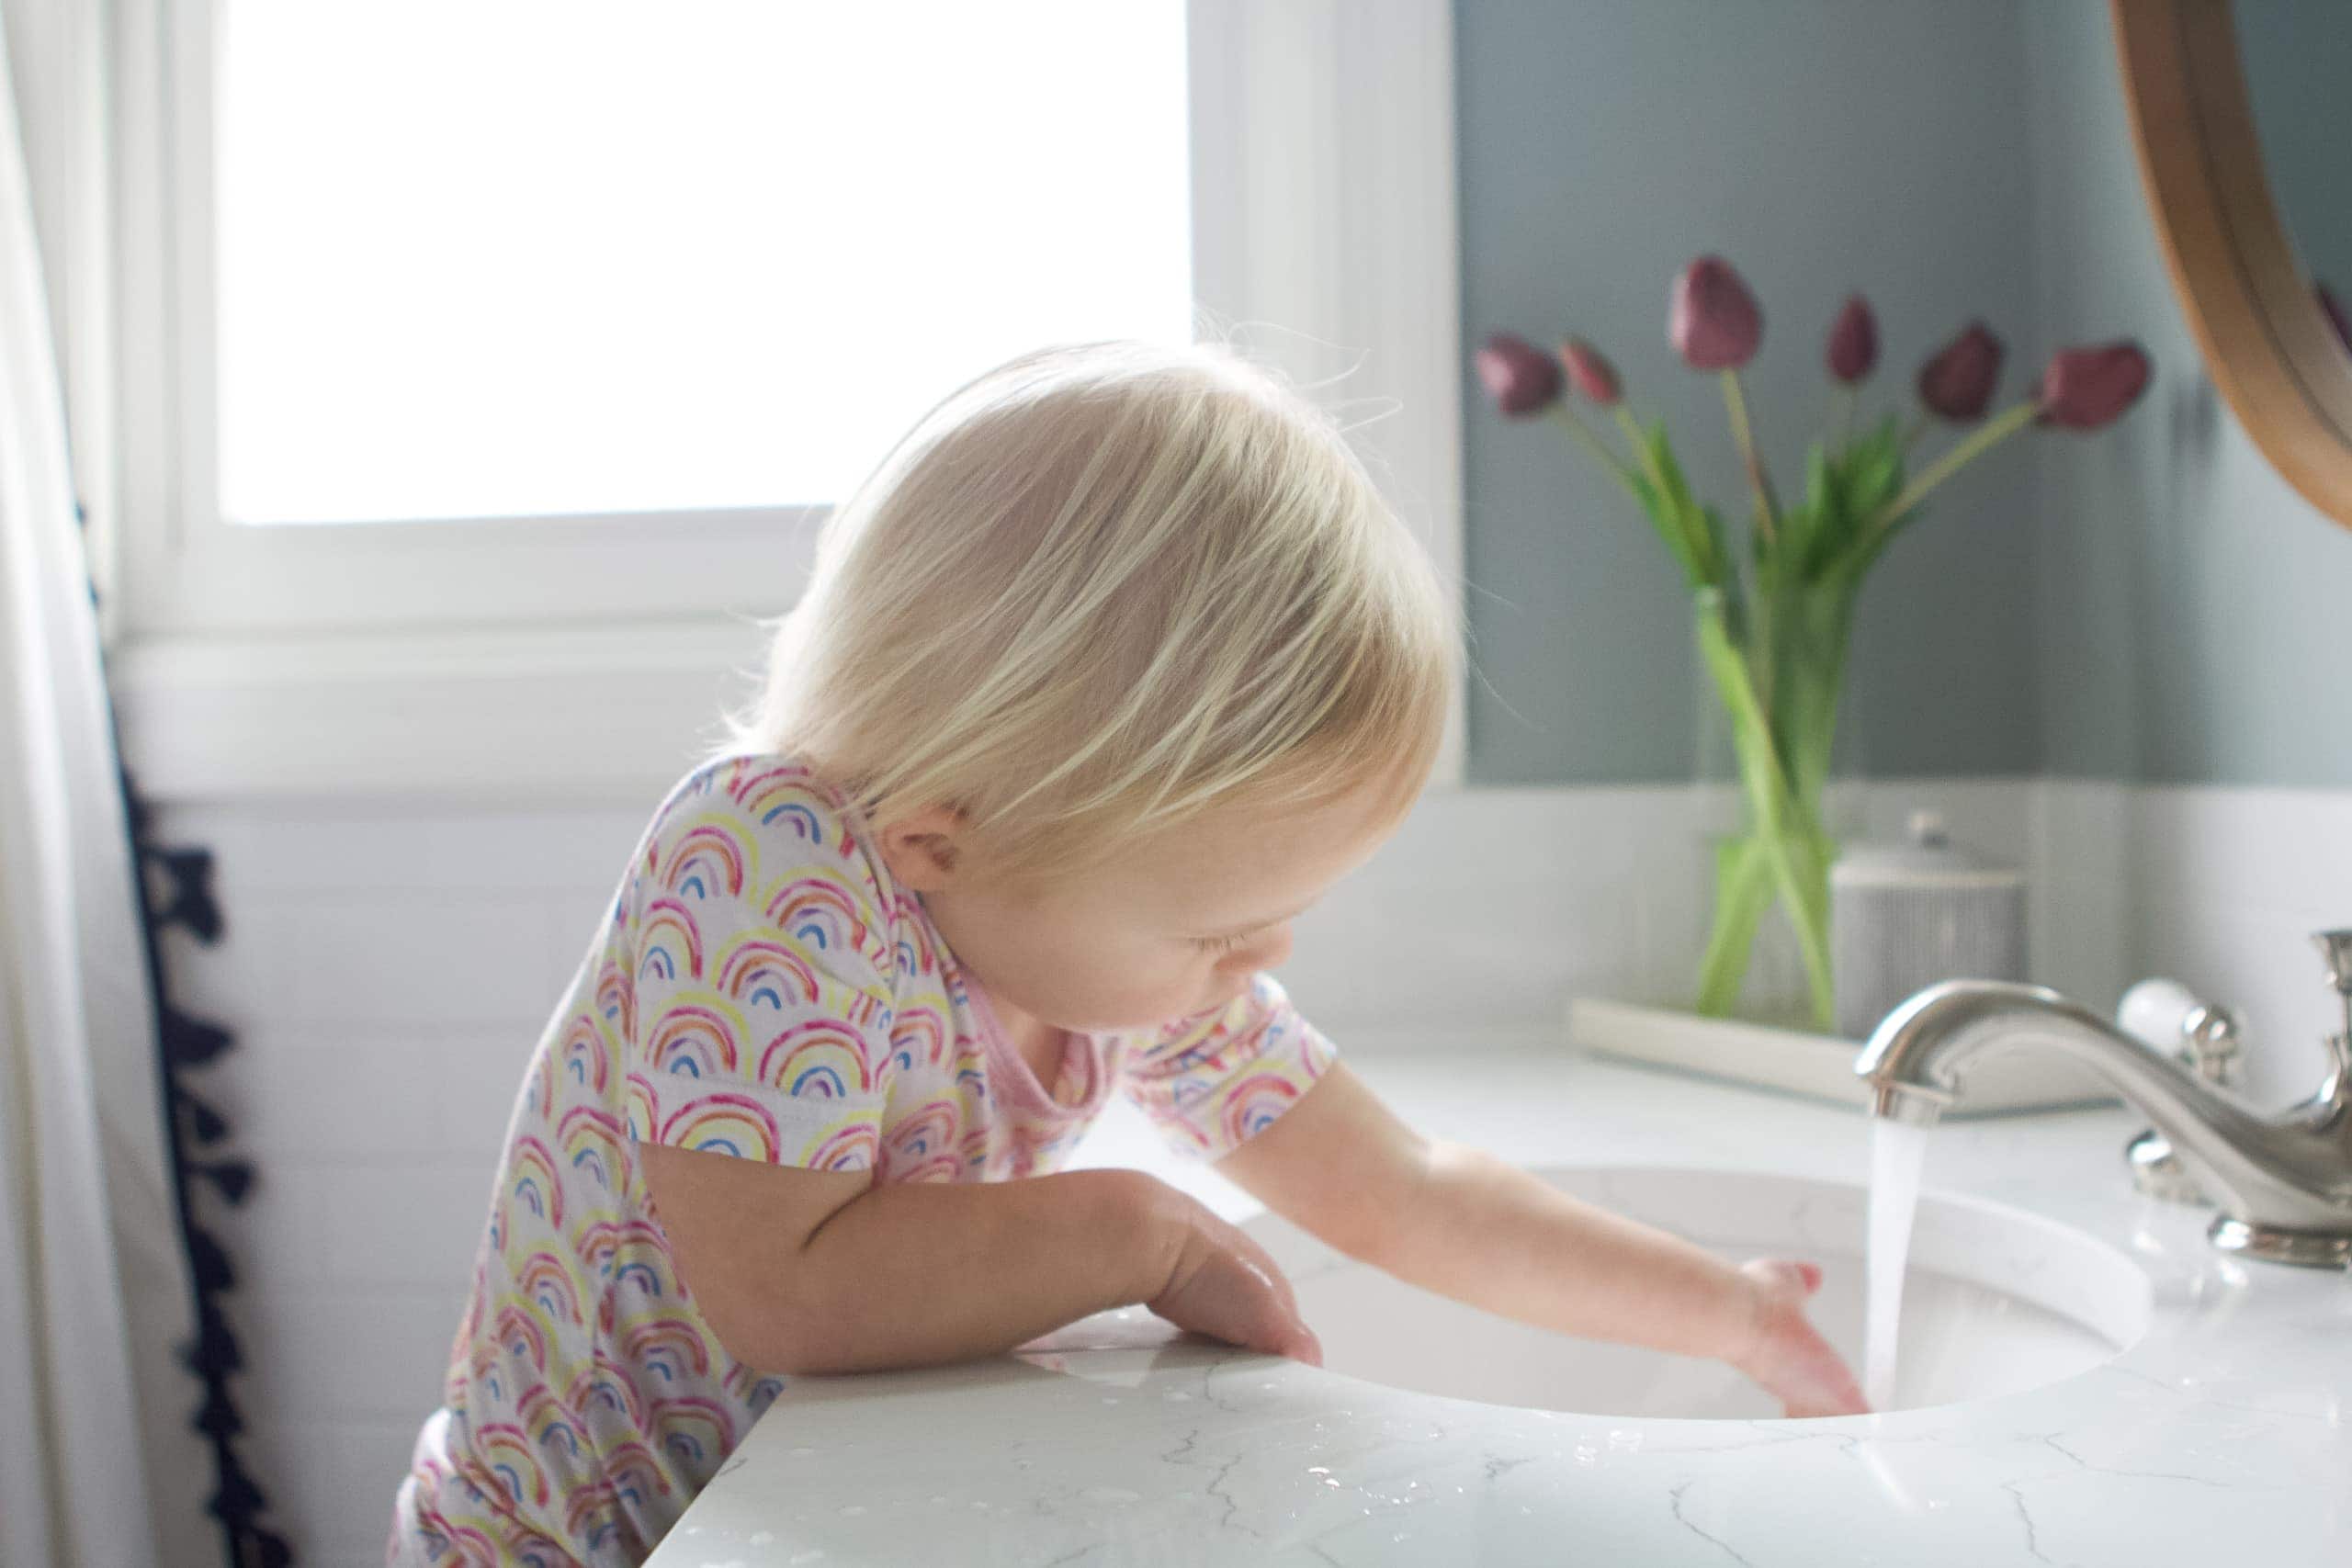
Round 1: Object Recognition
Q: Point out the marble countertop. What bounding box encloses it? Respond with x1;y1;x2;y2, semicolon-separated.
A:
649;1049;2352;1567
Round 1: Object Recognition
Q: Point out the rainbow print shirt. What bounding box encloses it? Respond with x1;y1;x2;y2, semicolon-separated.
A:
387;753;1337;1564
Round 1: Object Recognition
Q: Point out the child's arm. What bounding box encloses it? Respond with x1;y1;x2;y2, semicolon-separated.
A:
640;1142;1322;1376
1211;1063;1868;1416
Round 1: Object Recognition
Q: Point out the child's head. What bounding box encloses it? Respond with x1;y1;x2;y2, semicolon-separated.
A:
735;337;1457;1029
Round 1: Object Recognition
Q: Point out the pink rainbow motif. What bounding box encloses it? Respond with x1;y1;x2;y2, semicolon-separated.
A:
573;1213;668;1281
842;988;889;1031
713;935;820;1010
564;1352;647;1428
890;1150;961;1185
603;1440;672;1511
637;898;706;982
609;1252;666;1302
515;1250;585;1328
492;1300;557;1374
562;1480;627;1554
471;1422;549;1508
658;821;751;899
556;1013;610;1094
1218;1072;1304;1149
890;1004;947;1070
416;1516;498;1563
650;1395;736;1471
657;1092;779;1163
620;1073;659;1145
508;1137;564;1232
763;876;886;965
883;1099;959;1162
619;1315;713;1385
802;1119;880;1172
503;1525;582;1568
516;1382;584;1461
643;1001;743;1079
755;1018;876;1099
729;762;827;829
594;958;636;1042
558;1104;629;1194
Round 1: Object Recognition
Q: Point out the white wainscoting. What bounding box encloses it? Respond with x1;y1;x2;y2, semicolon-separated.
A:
152;775;2346;1562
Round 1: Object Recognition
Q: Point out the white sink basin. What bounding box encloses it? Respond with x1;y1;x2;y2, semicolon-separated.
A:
1239;1165;2154;1419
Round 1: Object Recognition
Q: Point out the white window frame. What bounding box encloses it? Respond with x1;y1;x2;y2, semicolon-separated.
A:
97;0;1464;801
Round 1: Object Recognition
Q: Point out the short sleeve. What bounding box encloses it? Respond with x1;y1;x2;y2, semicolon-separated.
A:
1117;971;1339;1163
618;758;901;1174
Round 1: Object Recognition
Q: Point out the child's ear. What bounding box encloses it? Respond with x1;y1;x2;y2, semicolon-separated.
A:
875;804;968;890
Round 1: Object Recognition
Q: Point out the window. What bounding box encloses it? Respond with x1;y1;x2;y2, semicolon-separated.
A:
107;0;1464;796
212;1;1194;527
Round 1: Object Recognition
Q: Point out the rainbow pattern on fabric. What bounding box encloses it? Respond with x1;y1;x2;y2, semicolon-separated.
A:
391;753;1341;1554
657;1090;781;1163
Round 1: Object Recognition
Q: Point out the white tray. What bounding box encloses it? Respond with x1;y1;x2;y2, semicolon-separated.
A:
1566;997;2118;1116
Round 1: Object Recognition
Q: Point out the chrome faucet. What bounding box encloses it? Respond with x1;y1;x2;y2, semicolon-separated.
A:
1853;931;2352;1269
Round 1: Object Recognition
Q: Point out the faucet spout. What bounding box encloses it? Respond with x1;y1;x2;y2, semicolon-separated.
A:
1854;980;2352;1268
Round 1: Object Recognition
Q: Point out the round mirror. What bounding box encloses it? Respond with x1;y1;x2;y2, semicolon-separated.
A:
2113;0;2352;529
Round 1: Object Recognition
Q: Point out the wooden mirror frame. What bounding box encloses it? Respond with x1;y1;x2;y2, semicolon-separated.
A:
2112;0;2352;529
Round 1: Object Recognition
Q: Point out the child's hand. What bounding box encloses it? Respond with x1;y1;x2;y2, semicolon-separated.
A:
1146;1201;1323;1367
1727;1258;1870;1417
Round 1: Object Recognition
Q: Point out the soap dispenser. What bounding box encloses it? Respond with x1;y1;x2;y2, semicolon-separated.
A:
1829;810;2027;1041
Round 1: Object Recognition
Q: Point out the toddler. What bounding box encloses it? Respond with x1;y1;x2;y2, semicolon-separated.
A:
387;338;1864;1564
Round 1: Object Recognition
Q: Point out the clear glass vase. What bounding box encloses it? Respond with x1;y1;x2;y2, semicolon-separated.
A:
1687;614;1864;1032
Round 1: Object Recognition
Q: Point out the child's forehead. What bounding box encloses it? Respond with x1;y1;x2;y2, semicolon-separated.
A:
1118;785;1397;915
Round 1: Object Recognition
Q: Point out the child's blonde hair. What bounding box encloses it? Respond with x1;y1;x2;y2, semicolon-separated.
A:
730;337;1458;886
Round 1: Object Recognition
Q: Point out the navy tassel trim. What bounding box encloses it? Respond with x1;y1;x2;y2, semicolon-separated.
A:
121;771;295;1566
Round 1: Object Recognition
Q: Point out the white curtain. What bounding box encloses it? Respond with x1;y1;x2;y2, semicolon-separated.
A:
0;6;209;1564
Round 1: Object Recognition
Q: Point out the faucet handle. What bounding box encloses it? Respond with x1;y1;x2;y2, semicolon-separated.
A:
2314;930;2352;996
2181;1003;2244;1084
2316;932;2352;1085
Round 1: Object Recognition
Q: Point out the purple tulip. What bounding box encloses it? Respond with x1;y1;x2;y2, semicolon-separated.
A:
1917;321;2005;421
1669;255;1763;371
1475;333;1562;416
2037;341;2152;430
2319;281;2352;355
1559;338;1623;406
1826;295;1878;384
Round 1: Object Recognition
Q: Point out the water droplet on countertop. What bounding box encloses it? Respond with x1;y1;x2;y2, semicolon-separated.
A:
838;1504;866;1516
788;1552;826;1566
1080;1485;1142;1504
1163;1390;1193;1402
748;1533;775;1547
786;1445;816;1458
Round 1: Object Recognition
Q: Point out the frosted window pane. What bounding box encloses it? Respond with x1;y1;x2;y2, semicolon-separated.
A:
214;1;1194;525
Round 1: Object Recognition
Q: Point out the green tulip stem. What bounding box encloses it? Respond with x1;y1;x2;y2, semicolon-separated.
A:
1871;400;2040;536
1546;401;1638;494
1719;370;1781;547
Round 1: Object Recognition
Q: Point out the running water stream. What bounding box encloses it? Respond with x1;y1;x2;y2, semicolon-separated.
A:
1863;1117;1932;1411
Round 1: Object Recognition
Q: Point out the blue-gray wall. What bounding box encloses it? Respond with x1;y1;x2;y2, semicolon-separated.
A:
1457;0;2041;784
1458;0;2352;789
2024;1;2352;785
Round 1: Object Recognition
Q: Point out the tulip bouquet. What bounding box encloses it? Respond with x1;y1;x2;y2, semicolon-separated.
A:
1478;256;2150;1031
